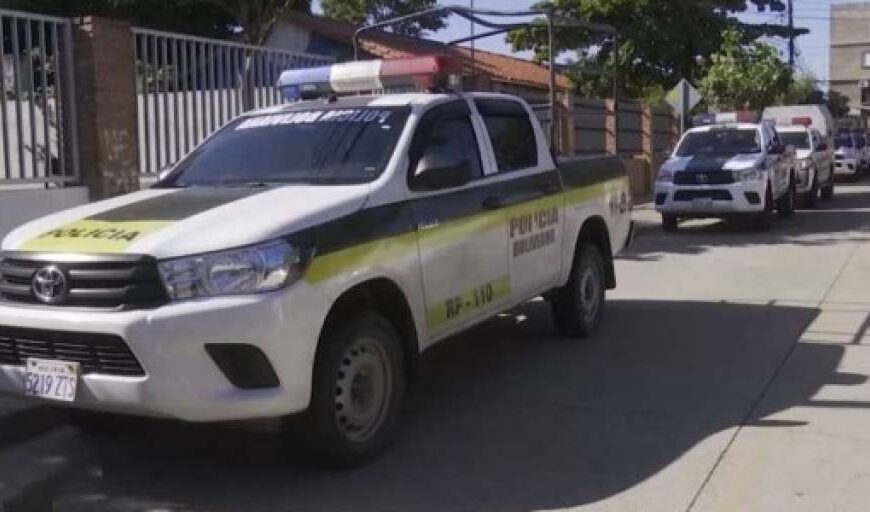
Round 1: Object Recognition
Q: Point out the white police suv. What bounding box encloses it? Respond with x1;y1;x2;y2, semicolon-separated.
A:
655;112;796;231
776;122;834;207
0;57;632;466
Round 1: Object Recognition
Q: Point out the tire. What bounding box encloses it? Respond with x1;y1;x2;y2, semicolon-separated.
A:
550;244;607;338
287;312;405;468
662;214;678;231
753;186;773;231
804;170;818;209
821;165;835;201
777;175;795;218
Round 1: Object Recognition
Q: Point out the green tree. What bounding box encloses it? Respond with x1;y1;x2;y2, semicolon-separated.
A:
320;0;446;37
781;74;822;105
508;0;808;99
698;28;791;111
827;90;850;118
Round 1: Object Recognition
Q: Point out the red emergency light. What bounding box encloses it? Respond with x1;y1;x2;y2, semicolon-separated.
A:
791;116;813;127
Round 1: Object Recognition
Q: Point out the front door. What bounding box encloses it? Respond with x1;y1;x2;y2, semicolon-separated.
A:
409;101;510;338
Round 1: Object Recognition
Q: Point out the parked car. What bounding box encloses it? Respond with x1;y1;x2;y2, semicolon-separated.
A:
0;57;633;467
655;112;796;231
775;124;835;206
834;131;869;179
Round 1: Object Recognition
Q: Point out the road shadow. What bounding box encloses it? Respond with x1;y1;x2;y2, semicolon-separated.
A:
40;299;867;512
623;183;870;261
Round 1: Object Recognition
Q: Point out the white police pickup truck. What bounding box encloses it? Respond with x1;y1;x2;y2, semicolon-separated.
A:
776;123;834;207
0;57;632;466
655;113;796;231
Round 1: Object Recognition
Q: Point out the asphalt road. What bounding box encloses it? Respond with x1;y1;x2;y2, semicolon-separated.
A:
4;182;870;511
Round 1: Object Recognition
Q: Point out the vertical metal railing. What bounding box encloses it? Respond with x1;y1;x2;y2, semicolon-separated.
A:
132;27;333;175
0;9;78;184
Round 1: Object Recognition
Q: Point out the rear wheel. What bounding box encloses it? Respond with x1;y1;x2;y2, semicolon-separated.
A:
821;165;835;201
551;244;606;338
777;175;796;218
662;214;678;231
287;312;405;468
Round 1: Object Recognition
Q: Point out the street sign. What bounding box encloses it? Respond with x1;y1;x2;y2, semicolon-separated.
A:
667;79;701;135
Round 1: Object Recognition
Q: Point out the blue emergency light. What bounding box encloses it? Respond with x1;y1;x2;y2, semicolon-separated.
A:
277;56;451;101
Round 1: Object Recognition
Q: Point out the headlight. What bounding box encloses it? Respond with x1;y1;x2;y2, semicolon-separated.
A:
656;169;673;183
159;240;307;300
734;168;764;182
797;159;811;171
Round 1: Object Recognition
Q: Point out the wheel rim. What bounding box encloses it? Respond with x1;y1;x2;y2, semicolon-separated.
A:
334;336;392;443
579;266;601;324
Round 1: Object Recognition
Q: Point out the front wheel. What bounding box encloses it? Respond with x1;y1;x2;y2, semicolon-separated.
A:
804;171;818;208
753;186;773;231
287;313;405;468
550;244;606;338
662;214;678;231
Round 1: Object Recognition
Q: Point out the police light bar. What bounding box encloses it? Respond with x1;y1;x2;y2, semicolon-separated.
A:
692;111;761;126
792;116;813;127
277;56;450;101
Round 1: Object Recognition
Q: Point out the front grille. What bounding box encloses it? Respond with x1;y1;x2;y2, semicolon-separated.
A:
0;252;167;309
0;325;145;376
674;190;733;201
674;171;735;185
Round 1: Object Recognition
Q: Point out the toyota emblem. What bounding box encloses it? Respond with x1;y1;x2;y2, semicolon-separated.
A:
696;173;709;184
32;266;69;304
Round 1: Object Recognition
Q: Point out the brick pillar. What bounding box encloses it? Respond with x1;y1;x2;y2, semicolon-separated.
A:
72;17;139;200
642;105;655;195
605;99;617;156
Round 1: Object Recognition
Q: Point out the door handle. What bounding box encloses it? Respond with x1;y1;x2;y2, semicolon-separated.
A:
482;195;504;210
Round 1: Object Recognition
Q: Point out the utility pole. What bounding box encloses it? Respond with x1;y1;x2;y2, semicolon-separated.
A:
787;0;795;71
470;0;475;78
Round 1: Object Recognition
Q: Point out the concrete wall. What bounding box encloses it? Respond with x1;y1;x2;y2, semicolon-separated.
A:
830;2;870;108
0;186;89;240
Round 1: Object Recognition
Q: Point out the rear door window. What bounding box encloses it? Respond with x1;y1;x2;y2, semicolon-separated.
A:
475;99;539;172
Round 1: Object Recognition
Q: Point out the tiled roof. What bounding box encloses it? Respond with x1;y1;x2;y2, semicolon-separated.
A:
284;11;570;91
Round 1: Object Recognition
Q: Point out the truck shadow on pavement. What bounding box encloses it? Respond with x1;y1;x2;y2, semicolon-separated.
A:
43;299;870;512
623;182;870;261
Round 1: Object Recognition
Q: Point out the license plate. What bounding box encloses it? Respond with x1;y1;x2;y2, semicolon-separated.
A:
24;358;79;402
692;197;713;208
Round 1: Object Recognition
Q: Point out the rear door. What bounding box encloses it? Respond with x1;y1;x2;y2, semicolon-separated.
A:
474;98;564;302
408;100;510;338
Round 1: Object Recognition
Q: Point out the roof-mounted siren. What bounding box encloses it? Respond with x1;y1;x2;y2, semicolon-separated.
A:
277;56;453;101
692;111;760;126
791;116;813;127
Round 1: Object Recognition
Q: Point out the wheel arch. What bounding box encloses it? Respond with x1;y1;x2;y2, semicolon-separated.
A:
574;216;616;289
319;277;420;380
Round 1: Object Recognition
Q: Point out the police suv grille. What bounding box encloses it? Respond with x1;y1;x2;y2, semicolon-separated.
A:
673;171;735;185
0;253;167;309
673;190;733;201
0;325;145;376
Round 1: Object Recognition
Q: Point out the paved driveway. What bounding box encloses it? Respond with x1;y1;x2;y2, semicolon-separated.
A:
3;183;870;512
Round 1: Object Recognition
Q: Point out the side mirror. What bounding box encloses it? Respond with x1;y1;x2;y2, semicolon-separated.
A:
412;157;473;191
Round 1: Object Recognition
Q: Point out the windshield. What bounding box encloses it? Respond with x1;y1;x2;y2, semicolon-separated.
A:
676;128;761;157
777;131;811;150
836;134;854;148
163;107;411;187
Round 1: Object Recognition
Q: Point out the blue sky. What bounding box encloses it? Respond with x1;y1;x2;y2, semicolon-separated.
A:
314;0;847;86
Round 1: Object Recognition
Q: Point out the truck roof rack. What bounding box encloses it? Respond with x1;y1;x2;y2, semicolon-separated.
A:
351;4;620;154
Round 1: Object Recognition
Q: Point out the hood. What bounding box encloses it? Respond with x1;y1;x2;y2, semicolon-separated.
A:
2;185;371;259
662;153;764;173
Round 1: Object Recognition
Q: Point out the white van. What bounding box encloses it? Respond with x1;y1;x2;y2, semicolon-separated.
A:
763;105;835;140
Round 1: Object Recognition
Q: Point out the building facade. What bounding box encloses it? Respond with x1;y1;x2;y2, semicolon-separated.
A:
830;2;870;112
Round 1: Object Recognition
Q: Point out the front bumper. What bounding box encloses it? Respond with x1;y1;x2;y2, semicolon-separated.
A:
654;181;767;216
835;158;859;175
0;287;327;422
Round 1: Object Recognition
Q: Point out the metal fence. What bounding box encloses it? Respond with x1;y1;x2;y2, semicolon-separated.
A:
133;28;333;175
0;9;77;184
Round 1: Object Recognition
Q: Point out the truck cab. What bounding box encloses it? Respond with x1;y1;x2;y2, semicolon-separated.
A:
655;113;796;231
776;123;835;206
0;57;632;466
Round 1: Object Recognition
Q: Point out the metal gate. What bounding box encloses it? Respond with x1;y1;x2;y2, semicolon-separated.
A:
133;28;333;175
0;9;78;184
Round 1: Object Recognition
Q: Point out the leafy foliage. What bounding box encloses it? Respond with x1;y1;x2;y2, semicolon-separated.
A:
698;28;791;111
507;0;808;99
320;0;446;37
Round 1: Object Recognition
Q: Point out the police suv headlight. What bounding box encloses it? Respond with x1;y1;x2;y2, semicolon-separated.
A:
734;168;764;182
656;169;674;183
158;240;306;300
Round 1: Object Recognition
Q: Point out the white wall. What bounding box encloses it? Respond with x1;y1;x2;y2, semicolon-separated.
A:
0;186;89;241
